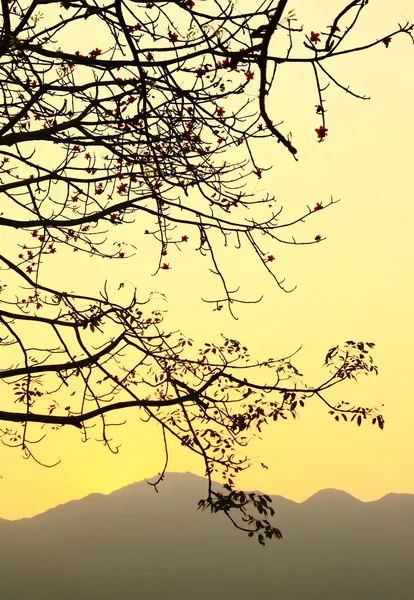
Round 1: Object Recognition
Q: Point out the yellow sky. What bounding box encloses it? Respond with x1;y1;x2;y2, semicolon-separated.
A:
1;0;413;520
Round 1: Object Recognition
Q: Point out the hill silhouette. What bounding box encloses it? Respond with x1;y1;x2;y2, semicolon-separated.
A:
0;472;413;600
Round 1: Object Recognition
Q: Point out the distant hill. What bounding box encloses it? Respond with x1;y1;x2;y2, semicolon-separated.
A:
0;472;413;600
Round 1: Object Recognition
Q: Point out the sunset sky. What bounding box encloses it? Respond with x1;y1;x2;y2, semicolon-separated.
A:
1;0;413;520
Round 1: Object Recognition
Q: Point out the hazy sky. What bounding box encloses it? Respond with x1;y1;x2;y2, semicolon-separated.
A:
1;0;413;520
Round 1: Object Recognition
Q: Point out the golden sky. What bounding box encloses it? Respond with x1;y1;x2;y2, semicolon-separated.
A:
1;0;413;520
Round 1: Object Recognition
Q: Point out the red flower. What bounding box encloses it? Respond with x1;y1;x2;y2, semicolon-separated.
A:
314;203;323;211
73;145;81;152
315;235;322;241
146;52;154;61
185;0;195;8
267;255;275;262
161;249;167;256
89;48;102;59
181;235;188;242
146;2;154;7
161;263;170;270
170;32;179;43
85;153;91;159
315;125;328;140
315;104;324;114
327;25;340;32
216;107;225;117
383;37;392;48
110;213;119;222
310;31;321;43
253;168;262;178
245;70;254;81
117;182;128;194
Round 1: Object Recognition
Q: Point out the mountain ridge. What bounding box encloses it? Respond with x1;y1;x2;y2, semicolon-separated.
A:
2;471;412;522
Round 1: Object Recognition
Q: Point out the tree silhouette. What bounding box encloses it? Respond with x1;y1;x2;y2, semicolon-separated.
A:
0;0;411;543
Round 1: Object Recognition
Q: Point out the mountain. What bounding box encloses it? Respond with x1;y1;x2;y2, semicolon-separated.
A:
0;472;413;600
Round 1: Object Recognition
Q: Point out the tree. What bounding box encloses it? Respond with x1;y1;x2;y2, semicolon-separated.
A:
0;0;411;544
